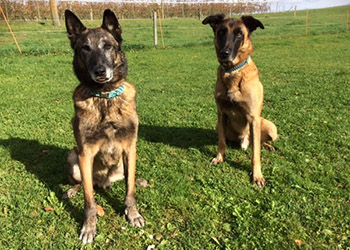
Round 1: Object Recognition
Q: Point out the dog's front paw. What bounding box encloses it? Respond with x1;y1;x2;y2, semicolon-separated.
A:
240;136;250;151
125;206;145;228
253;175;266;188
62;184;81;199
211;154;224;165
79;216;97;244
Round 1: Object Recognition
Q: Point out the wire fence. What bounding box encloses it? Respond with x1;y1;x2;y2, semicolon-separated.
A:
0;4;349;56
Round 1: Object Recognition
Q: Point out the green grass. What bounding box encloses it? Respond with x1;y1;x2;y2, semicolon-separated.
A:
0;6;350;249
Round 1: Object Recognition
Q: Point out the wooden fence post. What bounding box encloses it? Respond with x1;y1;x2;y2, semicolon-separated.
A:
49;0;60;26
294;5;297;17
34;1;41;21
90;3;93;20
153;11;157;46
132;4;134;19
157;9;165;48
306;9;309;36
161;0;164;19
198;4;202;20
0;5;22;55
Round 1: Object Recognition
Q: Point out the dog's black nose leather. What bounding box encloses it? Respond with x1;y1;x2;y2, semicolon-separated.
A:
94;65;106;76
220;49;230;58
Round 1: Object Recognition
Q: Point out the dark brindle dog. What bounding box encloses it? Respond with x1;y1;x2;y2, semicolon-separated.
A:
202;14;277;187
64;9;144;244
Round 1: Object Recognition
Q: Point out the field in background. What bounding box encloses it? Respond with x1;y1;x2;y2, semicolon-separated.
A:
0;6;350;249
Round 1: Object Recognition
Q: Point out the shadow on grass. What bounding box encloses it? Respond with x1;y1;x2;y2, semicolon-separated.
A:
138;124;217;149
0;137;83;226
138;124;252;174
0;137;125;228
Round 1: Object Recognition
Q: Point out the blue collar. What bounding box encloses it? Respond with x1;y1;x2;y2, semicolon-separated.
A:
89;84;125;99
223;56;251;73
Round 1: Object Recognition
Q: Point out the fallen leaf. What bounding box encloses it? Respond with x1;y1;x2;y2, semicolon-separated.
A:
294;239;304;246
35;149;50;159
44;206;55;212
97;205;105;217
42;149;49;154
155;233;162;241
136;178;149;188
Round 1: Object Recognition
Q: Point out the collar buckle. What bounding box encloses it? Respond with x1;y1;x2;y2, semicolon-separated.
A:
100;92;109;98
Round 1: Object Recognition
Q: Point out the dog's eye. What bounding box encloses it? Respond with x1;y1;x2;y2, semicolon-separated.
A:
235;30;243;39
82;45;91;51
104;44;113;50
218;29;226;36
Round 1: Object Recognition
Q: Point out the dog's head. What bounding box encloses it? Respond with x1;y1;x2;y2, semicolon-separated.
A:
65;9;127;85
202;14;264;68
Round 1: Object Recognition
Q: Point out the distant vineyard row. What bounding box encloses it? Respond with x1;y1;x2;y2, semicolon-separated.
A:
1;1;270;20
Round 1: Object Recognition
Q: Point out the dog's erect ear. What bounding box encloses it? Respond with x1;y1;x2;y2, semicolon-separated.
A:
202;14;225;32
65;10;86;49
241;16;264;34
101;9;122;43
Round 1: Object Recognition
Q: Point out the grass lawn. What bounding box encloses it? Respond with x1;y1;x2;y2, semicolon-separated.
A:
0;6;350;249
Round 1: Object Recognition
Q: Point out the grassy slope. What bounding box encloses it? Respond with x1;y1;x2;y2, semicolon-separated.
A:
0;6;349;249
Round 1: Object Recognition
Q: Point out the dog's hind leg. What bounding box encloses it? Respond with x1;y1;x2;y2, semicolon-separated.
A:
261;118;278;151
62;148;82;199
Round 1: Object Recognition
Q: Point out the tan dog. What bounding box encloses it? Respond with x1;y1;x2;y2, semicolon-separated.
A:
64;9;144;244
202;14;277;187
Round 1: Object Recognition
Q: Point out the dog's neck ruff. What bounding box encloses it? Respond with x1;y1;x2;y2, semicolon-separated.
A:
223;56;251;73
88;84;125;99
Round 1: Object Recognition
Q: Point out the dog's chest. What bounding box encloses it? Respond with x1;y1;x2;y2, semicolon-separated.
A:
74;97;137;143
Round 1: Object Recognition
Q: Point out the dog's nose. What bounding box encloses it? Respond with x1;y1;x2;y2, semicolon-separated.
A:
220;49;230;58
94;65;106;77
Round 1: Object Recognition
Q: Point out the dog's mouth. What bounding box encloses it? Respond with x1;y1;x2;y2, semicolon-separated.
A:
94;76;111;84
91;70;113;84
219;60;234;69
